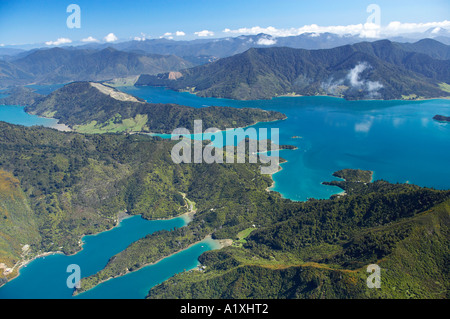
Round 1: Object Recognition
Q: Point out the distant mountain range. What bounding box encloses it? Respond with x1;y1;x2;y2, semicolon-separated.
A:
0;47;193;88
78;33;367;59
111;30;450;57
136;39;450;100
2;27;450;58
1;33;449;101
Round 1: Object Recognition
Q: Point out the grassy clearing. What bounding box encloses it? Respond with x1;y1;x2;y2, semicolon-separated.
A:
438;82;450;93
232;227;256;247
74;114;148;134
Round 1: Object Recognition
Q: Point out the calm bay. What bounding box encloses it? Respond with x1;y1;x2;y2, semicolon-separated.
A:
0;85;449;298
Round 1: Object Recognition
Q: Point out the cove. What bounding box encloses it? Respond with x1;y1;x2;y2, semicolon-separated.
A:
0;214;217;299
120;86;450;201
0;105;60;128
0;85;449;299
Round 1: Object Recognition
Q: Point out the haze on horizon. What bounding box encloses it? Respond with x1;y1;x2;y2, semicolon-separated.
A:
0;0;449;47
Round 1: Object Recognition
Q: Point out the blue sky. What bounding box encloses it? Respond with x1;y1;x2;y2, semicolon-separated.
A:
0;0;449;46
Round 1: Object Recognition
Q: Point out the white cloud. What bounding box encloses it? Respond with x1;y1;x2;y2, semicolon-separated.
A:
367;81;383;92
159;32;175;39
346;62;383;98
81;36;99;43
222;20;450;38
159;31;185;39
347;63;368;87
223;24;378;38
360;23;381;38
134;33;147;41
0;44;4;47
195;30;214;37
256;37;277;45
431;27;442;34
104;33;118;43
384;20;450;36
224;26;283;36
45;38;72;46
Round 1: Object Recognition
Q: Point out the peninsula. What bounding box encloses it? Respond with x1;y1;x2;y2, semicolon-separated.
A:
25;82;286;134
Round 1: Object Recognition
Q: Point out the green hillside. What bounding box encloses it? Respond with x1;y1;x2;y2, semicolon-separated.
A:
0;122;448;299
147;176;450;299
137;40;450;100
0;121;277;285
0;170;40;283
25;81;286;133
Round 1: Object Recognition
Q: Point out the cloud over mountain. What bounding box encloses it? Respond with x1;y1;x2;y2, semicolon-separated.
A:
45;38;72;46
222;20;450;38
195;30;214;37
104;33;118;42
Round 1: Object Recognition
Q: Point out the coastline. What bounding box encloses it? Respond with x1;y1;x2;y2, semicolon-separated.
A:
34;113;73;132
74;233;228;296
142;115;287;137
0;209;189;288
49;122;72;132
137;85;450;102
266;161;284;193
0;210;130;285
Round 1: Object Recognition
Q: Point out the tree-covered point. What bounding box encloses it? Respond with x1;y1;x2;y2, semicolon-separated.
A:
0;121;281;285
0;86;44;106
331;169;373;183
147;177;450;299
1;121;448;298
77;161;450;298
25;81;286;134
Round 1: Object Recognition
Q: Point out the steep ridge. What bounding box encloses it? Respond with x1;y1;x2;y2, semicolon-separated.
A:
137;40;450;100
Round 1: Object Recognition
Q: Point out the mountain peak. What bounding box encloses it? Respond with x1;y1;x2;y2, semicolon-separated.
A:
101;46;119;53
137;41;449;100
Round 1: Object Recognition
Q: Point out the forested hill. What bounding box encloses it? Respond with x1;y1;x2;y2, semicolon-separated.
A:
0;120;287;285
25;81;286;133
147;170;450;299
0;121;448;298
136;39;450;100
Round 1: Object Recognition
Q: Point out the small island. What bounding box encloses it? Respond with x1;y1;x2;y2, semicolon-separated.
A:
433;115;450;122
322;169;374;196
242;138;298;151
291;136;303;139
278;144;298;150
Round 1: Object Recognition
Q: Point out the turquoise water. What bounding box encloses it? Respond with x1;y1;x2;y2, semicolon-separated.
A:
0;85;449;298
0;215;216;299
78;238;218;299
121;86;450;201
25;83;65;95
0;105;60;127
